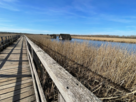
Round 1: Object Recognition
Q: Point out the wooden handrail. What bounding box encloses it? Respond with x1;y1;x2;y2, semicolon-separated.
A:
25;36;101;102
0;35;20;51
25;36;47;102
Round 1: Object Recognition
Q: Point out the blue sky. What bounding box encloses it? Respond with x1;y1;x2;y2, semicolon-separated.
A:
0;0;136;35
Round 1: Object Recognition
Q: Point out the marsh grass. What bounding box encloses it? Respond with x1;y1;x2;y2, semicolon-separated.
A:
72;36;136;44
27;35;136;101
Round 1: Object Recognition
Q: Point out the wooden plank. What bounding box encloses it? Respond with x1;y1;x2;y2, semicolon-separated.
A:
0;72;31;78
0;79;32;90
0;69;30;74
0;72;31;77
0;77;31;86
0;69;30;76
26;36;101;102
0;82;33;95
0;65;29;71
16;95;35;102
0;75;31;83
0;86;34;102
1;62;29;67
0;68;30;74
0;74;31;79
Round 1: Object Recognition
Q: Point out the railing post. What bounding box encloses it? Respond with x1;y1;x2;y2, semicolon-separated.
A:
32;51;44;81
3;36;6;47
5;36;7;46
31;47;34;59
11;36;13;43
1;37;4;50
9;36;11;44
8;36;10;45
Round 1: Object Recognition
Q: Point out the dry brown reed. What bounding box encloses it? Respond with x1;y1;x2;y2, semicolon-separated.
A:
27;34;136;101
72;36;136;44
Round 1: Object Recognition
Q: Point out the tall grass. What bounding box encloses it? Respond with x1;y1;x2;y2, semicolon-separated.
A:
72;36;136;43
27;35;136;101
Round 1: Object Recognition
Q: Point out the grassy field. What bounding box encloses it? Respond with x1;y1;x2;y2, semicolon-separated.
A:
72;36;136;43
27;34;136;101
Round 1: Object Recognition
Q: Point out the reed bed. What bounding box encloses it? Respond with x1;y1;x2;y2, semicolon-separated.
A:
27;34;136;101
72;36;136;44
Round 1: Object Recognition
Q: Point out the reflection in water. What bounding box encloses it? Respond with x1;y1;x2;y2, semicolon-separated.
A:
52;36;136;53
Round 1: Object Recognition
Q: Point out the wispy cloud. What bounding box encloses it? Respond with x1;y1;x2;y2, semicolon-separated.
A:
23;0;96;19
0;0;19;11
0;27;50;34
72;0;96;14
99;14;136;23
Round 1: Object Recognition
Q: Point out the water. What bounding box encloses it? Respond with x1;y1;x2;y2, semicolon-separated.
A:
52;37;136;53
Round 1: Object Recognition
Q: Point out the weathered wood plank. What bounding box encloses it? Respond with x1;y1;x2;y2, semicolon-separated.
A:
0;82;33;95
0;86;34;100
0;65;29;71
0;77;31;86
0;89;35;102
0;79;32;90
26;36;101;102
0;72;31;77
0;69;30;74
16;95;35;102
0;68;30;73
0;76;31;83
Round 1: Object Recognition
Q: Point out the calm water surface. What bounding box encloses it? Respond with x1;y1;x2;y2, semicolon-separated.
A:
52;37;136;53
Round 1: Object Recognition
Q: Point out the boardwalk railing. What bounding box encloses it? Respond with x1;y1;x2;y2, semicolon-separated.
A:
0;35;20;51
25;36;101;102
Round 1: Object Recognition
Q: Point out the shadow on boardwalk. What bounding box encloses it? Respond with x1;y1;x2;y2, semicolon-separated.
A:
0;37;34;102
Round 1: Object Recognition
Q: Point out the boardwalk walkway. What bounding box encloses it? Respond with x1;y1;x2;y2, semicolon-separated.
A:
0;36;36;102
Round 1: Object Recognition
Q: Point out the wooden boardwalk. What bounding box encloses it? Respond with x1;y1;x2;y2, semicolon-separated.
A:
0;36;36;102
